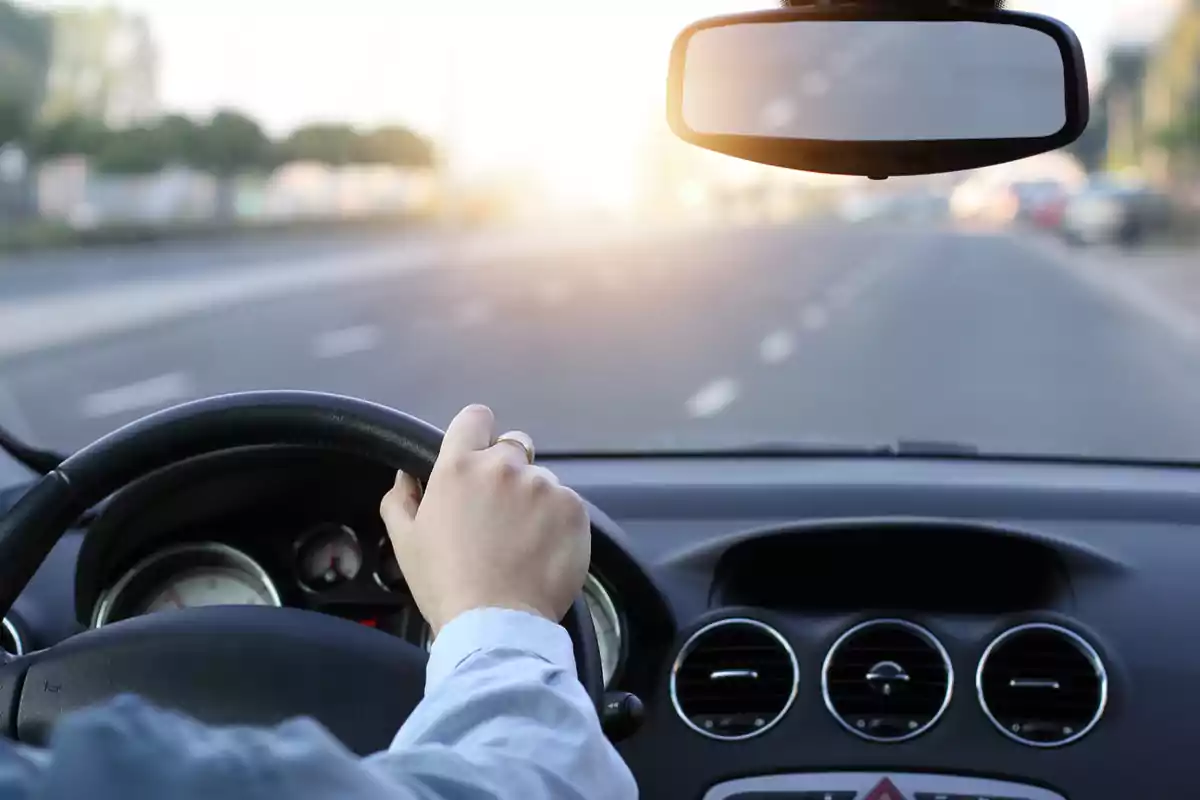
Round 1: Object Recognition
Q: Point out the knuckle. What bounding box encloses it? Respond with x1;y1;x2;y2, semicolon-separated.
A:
527;471;554;495
444;452;473;476
491;458;522;483
558;488;589;527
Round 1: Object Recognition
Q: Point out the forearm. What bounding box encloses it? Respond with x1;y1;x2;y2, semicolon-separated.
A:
370;608;637;800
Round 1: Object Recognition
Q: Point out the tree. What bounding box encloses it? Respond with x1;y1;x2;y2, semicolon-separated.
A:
354;126;434;167
155;114;204;168
196;110;270;176
27;114;109;160
280;123;358;166
93;125;167;174
0;95;26;148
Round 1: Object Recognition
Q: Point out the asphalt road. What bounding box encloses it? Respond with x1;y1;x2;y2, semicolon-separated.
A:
5;223;1200;462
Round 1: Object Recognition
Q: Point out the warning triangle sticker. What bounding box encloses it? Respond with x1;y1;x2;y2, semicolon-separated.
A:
862;777;908;800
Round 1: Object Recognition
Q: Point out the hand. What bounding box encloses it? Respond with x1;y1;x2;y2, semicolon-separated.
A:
380;404;590;635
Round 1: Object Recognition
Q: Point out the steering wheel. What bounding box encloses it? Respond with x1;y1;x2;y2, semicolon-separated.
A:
0;391;604;755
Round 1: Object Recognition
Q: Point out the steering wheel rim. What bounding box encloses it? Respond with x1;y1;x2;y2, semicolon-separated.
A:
0;391;604;752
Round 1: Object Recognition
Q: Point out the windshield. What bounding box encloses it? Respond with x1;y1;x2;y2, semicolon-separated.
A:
0;0;1197;461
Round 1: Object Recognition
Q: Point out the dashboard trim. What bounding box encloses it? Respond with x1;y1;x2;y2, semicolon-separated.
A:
91;542;283;627
821;617;954;743
976;621;1109;748
669;616;799;741
2;616;25;655
700;771;1068;800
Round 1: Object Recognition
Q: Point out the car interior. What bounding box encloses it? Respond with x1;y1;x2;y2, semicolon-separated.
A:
0;3;1189;800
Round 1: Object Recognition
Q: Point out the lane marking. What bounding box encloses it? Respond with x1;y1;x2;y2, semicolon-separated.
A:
800;304;829;331
686;378;739;418
759;330;795;364
81;372;194;419
312;325;381;359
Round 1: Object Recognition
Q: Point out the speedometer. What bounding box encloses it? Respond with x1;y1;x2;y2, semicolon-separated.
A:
142;569;277;613
92;543;282;627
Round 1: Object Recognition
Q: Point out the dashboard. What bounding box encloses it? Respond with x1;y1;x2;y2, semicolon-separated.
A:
3;447;1198;798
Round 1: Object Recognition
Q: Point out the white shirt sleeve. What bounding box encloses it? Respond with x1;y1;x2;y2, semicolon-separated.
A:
0;608;637;800
369;607;638;800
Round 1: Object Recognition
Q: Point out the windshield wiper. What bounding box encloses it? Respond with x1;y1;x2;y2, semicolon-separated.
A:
702;439;981;457
0;424;65;475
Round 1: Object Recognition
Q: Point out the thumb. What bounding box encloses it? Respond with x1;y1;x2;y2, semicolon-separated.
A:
380;471;422;530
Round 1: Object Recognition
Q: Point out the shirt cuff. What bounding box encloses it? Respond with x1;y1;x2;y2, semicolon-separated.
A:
425;607;576;694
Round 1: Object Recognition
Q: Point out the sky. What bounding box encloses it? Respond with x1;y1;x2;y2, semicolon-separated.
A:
24;0;1185;202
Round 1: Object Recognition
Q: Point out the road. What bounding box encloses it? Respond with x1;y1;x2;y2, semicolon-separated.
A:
4;222;1200;461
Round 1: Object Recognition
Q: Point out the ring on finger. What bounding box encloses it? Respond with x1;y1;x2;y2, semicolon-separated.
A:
494;435;535;465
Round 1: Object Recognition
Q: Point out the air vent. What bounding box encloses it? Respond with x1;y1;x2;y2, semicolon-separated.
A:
977;623;1107;747
670;618;798;740
1;617;24;656
822;619;952;742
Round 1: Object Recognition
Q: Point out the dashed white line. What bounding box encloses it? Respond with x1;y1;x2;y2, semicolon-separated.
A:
81;372;194;419
312;325;381;359
686;378;739;419
759;330;795;364
800;304;829;331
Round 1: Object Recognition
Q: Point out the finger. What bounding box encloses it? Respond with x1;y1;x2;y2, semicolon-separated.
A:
491;429;535;465
528;464;559;485
380;471;422;528
442;404;494;456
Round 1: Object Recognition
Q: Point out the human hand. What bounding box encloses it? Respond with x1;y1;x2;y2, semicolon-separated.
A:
379;404;590;635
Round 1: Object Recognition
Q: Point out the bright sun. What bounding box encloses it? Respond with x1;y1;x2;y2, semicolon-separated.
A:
443;11;685;210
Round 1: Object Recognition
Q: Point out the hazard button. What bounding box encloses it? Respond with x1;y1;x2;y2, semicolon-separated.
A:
863;778;909;800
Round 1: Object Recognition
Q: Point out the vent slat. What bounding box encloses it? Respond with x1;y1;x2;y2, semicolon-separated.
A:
822;620;951;742
979;624;1106;747
672;620;798;740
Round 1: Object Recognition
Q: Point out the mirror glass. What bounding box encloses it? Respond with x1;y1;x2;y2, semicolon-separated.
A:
682;20;1067;142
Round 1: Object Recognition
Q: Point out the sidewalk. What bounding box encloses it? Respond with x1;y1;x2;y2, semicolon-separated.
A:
0;221;706;360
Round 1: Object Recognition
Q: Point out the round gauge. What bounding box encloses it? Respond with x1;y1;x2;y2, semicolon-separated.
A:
296;524;362;591
92;543;282;627
583;573;623;688
374;536;406;592
143;568;277;613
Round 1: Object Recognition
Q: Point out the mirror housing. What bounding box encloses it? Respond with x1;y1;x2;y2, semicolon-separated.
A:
666;7;1089;178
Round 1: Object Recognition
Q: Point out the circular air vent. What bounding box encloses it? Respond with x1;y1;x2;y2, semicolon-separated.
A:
670;618;799;740
1;617;24;656
822;619;952;742
977;623;1107;747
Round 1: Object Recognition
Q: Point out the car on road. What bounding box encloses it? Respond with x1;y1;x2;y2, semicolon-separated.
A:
0;4;1197;800
1062;174;1174;246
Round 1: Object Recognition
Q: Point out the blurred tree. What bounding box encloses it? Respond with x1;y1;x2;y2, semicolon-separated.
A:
196;110;270;176
354;126;435;167
280;123;358;166
27;113;109;160
0;95;26;147
1158;109;1200;154
155;114;204;167
0;0;51;135
93;125;167;174
193;110;270;221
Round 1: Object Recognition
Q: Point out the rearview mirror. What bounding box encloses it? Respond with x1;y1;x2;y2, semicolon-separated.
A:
667;9;1089;178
